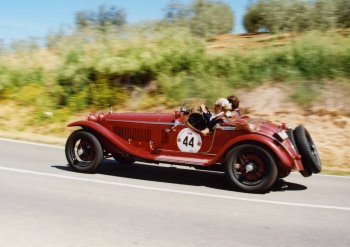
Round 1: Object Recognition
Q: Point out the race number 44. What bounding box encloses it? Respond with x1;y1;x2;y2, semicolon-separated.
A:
177;128;202;153
182;136;194;148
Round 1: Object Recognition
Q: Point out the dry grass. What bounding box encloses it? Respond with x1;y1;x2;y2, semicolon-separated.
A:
0;83;349;174
236;83;350;172
1;32;349;174
206;33;297;52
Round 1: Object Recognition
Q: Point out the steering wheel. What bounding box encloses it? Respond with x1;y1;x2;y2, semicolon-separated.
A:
186;112;207;132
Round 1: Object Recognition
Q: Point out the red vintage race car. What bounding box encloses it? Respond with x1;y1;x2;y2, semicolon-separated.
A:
65;101;321;193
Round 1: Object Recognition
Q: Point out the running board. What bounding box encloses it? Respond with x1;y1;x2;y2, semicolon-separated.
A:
155;155;211;166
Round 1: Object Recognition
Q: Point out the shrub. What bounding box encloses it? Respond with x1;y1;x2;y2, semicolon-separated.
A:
1;28;350;129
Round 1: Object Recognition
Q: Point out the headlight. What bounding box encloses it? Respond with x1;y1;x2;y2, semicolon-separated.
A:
87;114;97;122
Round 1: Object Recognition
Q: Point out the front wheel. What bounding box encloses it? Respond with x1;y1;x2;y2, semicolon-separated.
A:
65;130;103;173
225;144;278;193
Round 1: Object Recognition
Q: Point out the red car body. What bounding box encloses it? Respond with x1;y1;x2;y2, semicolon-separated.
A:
65;106;321;193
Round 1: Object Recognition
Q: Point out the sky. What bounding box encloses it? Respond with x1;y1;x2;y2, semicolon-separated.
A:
0;0;250;45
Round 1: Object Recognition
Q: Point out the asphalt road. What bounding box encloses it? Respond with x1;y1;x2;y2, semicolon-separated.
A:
0;138;349;247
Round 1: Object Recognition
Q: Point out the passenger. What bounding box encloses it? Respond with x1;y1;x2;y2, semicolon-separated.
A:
227;95;241;117
200;98;232;136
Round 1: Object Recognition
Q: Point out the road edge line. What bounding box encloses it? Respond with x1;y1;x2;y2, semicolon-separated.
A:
1;165;349;212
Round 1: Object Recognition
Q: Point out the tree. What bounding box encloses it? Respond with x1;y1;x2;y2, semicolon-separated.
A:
284;1;312;32
164;0;189;23
244;0;316;33
312;0;337;30
259;0;287;33
243;0;287;33
75;11;90;29
243;3;266;33
163;0;234;37
75;5;126;31
335;0;350;28
244;0;350;33
190;0;234;37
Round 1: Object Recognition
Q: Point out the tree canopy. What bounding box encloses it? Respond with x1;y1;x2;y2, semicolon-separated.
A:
75;5;126;31
243;0;350;33
163;0;234;37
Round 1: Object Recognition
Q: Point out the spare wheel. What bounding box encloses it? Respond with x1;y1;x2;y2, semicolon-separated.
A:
293;125;321;174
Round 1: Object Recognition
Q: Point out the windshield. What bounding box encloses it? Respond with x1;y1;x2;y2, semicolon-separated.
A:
179;98;206;114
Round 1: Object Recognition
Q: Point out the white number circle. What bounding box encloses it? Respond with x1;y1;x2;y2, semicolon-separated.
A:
177;128;202;153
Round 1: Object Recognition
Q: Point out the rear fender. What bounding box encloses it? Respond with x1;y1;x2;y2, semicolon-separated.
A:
67;121;156;160
216;133;295;169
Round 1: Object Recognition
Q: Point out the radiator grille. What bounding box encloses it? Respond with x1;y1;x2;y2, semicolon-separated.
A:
113;127;151;142
161;131;169;144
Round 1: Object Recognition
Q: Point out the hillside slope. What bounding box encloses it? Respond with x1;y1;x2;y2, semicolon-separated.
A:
0;32;349;173
0;82;349;172
236;83;349;172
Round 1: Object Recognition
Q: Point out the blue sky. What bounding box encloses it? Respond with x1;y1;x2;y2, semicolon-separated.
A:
0;0;250;44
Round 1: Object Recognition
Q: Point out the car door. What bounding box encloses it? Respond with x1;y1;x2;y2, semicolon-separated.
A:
157;115;215;155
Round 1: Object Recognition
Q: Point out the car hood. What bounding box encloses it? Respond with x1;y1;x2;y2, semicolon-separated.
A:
103;112;175;123
97;113;282;136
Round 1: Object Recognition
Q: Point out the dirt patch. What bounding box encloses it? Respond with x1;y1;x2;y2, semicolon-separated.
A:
0;83;349;172
207;33;296;52
236;84;350;170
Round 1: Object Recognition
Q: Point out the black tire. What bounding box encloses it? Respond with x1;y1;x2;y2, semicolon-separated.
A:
294;125;321;174
278;167;291;179
65;130;103;173
287;128;311;177
112;153;135;165
225;144;278;193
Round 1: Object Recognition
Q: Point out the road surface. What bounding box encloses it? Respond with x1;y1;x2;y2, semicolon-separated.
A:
0;138;349;247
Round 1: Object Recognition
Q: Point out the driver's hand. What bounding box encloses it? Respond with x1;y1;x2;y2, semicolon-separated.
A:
200;104;207;113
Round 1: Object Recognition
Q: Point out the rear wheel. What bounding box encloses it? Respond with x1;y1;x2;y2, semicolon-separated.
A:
65;130;103;173
294;125;321;175
225;144;278;193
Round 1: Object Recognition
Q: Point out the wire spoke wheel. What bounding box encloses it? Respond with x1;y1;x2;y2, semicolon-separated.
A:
234;153;266;186
225;144;278;193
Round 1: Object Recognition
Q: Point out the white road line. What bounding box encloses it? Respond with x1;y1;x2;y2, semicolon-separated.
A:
0;166;349;212
0;138;64;149
1;137;349;179
290;171;350;179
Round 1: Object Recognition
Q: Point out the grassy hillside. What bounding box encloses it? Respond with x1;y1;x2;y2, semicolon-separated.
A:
1;29;350;171
0;28;350;131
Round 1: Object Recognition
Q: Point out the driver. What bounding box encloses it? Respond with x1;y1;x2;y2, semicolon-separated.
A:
200;98;232;136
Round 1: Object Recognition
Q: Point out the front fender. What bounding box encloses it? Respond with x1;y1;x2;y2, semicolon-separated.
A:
214;133;295;169
67;120;156;160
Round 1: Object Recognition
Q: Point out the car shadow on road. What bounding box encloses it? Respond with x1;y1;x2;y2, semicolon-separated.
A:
52;159;307;193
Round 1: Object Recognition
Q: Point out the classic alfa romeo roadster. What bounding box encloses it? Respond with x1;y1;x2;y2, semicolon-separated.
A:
65;102;321;193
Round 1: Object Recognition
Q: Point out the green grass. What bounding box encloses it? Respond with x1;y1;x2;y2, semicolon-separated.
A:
1;29;350;125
